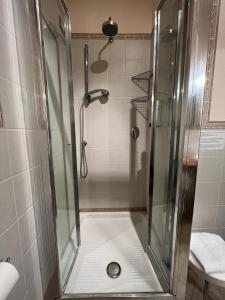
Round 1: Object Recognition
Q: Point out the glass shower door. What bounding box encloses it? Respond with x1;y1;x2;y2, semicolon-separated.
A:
41;3;79;290
149;0;184;287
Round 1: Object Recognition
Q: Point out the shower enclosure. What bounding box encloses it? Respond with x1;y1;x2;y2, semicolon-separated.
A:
39;0;80;291
35;0;203;298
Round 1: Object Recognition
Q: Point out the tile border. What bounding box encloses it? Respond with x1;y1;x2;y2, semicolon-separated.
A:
202;0;225;128
71;33;152;40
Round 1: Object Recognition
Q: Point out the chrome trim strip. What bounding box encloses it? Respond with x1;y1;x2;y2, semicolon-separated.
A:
172;0;210;299
146;245;170;292
62;247;79;292
35;0;62;297
61;293;174;300
62;0;81;249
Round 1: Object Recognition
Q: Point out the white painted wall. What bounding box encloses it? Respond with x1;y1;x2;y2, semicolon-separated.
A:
65;0;153;33
209;0;225;122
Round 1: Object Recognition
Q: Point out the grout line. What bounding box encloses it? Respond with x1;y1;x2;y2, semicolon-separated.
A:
0;205;35;239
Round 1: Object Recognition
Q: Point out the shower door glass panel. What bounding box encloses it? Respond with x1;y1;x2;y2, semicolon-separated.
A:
42;13;79;289
149;0;180;284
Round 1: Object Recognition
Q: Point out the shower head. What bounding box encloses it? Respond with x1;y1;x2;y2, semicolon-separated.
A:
102;17;118;43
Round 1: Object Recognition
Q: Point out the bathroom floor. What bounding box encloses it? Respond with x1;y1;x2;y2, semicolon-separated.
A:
65;212;162;294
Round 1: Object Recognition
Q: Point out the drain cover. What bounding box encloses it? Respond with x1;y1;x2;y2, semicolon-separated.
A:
106;262;121;278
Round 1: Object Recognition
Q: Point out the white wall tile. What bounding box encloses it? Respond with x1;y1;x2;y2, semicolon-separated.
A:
108;39;126;61
195;182;220;205
23;239;40;292
192;205;217;229
18;208;36;256
0;78;24;129
0;222;22;266
197;156;223;182
73;36;151;210
219;182;225;205
7;130;29;175
30;166;44;204
22;89;38;129
0;24;19;83
125;40;145;60
23;245;36;291
0;1;55;298
216;206;225;228
33;201;41;238
0;178;16;235
26;130;40;167
0;0;15;35
108;98;131;130
0;130;11;181
13;170;33;217
193;129;225;235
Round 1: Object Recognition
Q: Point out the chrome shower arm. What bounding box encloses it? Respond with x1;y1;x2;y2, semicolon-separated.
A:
84;44;89;97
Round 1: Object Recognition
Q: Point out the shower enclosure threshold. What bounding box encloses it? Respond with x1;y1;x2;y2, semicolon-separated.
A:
65;212;162;294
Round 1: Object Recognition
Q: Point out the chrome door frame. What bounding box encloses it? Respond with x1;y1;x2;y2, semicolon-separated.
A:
171;0;212;299
34;0;210;298
35;0;80;296
148;0;188;287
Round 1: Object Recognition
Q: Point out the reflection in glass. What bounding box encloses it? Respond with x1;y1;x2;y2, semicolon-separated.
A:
42;18;78;288
149;0;179;283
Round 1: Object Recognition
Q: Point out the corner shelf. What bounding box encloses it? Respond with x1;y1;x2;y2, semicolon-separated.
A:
131;71;153;94
131;70;153;123
131;96;150;121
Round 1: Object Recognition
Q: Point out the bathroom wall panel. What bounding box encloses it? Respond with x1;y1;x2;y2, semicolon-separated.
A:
0;0;57;299
0;23;20;84
192;129;225;238
0;178;17;234
72;35;150;210
192;205;217;229
219;182;225;205
0;77;24;129
209;0;225;122
0;131;11;181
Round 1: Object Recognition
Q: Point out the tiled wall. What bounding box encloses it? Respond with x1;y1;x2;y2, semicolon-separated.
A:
192;129;225;238
72;35;151;210
0;1;56;299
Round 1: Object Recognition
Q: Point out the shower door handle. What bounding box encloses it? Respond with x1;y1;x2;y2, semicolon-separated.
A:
131;126;139;140
155;100;162;127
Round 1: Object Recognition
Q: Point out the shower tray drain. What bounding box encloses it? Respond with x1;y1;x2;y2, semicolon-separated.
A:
106;262;121;278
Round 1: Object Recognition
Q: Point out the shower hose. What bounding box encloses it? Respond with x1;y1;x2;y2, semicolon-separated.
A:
80;102;88;178
80;140;88;178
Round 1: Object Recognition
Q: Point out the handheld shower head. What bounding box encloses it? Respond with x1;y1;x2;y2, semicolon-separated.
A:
102;17;118;43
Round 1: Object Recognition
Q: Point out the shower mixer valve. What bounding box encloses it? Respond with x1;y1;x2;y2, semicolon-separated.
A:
86;89;110;101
